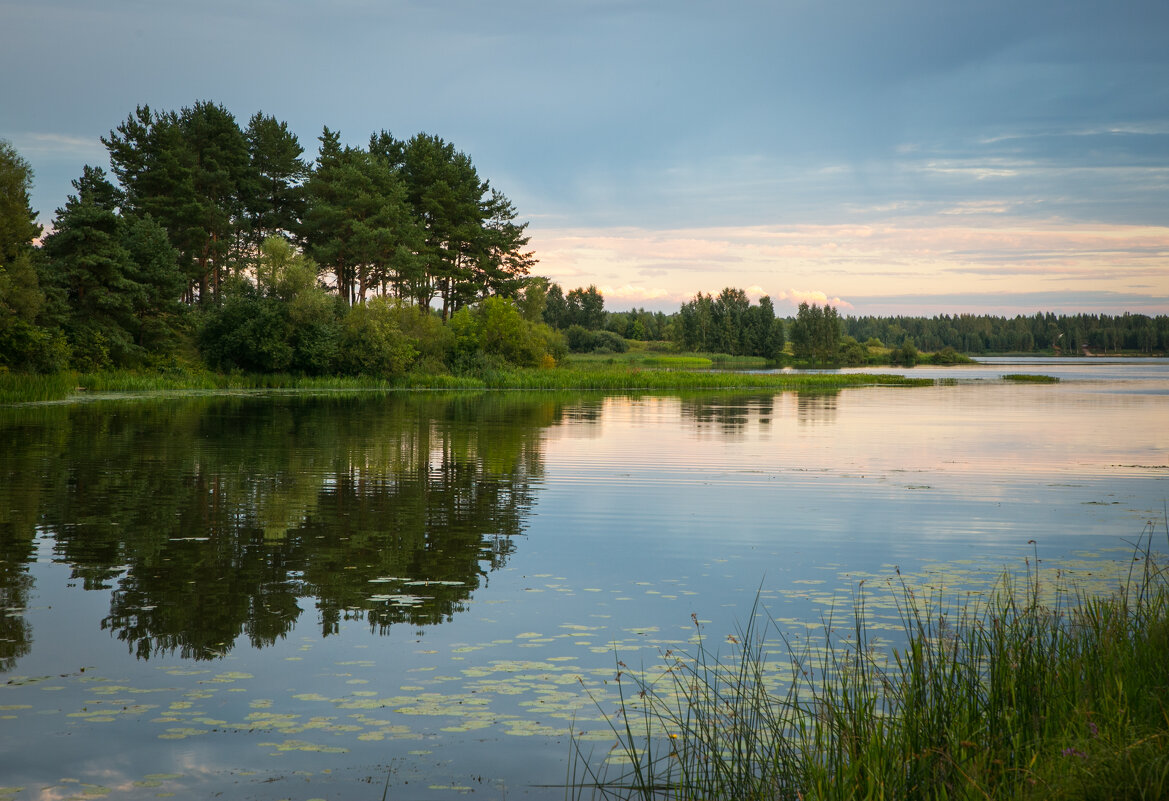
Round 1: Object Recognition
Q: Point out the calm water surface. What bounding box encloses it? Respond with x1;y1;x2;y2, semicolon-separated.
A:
1;359;1166;798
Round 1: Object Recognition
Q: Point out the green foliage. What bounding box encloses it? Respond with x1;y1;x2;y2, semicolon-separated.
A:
542;283;607;331
334;296;418;377
837;335;870;366
543;282;569;328
889;339;919;366
448;296;560;370
677;289;784;358
516;276;549;323
845;311;1169;355
244;111;307;247
603;307;672;342
1003;373;1060;383
565;324;629;354
790;301;841;364
302;128;418;305
0;139;42;267
198;282;296;372
103;102;254;303
0;371;78;403
926;345;969;364
0;250;71;372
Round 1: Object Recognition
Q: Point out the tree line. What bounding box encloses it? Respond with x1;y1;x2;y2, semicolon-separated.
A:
843;312;1168;355
0;105;547;375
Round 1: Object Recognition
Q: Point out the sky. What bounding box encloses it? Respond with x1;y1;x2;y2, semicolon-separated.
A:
2;0;1167;316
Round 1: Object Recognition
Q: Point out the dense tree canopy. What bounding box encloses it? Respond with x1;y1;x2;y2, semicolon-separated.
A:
676;289;785;358
0;139;62;371
0;140;41;267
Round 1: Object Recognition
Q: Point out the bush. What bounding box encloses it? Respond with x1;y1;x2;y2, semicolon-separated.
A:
838;335;869;366
448;296;560;371
890;340;919;366
198;285;295;373
929;346;970;365
565;324;628;354
334;297;418;377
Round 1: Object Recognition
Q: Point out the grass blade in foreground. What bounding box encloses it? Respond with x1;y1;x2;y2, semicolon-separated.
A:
572;522;1169;800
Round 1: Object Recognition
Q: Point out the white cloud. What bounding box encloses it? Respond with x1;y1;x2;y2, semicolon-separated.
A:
779;289;855;309
11;132;106;160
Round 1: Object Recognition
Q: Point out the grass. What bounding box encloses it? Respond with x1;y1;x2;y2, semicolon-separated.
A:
0;366;934;403
0;370;80;403
641;356;715;368
571;521;1169;800
1003;373;1061;383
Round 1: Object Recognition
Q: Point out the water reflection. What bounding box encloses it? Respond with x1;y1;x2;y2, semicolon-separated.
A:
0;393;562;663
796;391;838;424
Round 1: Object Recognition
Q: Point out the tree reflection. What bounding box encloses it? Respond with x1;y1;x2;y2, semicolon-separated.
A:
680;393;775;436
0;393;560;663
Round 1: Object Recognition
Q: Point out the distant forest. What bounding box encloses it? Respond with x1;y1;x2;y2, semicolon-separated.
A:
1;104;1166;378
598;305;1167;357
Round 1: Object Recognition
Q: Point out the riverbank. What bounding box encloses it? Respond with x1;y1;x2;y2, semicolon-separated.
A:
573;523;1169;800
0;367;934;404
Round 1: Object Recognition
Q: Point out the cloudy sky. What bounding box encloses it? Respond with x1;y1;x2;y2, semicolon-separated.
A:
3;0;1167;315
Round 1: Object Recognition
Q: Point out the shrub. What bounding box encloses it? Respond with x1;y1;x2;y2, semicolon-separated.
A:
890;340;919;366
448;297;560;370
334;296;418;377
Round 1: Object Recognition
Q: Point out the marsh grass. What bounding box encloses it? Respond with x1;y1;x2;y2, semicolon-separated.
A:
641;357;714;368
473;367;931;392
0;371;79;403
572;522;1169;800
1002;374;1061;383
1;367;931;403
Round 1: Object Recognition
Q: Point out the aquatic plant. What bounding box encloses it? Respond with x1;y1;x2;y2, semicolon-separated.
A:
2;367;933;402
1002;373;1060;383
572;521;1169;800
0;370;78;403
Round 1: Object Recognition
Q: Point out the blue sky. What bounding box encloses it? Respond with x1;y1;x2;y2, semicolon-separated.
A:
3;0;1167;314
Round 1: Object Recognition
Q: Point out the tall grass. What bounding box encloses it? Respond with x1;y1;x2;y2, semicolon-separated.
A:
1003;374;1061;383
1;367;932;403
572;521;1169;800
0;371;78;403
474;367;932;391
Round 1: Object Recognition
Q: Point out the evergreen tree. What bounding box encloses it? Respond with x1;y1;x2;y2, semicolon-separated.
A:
0;139;42;267
302;128;417;305
543;282;569;329
42;166;141;367
0;140;66;370
103;102;254;303
245;112;307;247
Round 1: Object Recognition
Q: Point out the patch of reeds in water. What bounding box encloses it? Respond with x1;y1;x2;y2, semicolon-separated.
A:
1002;373;1061;383
571;521;1169;800
476;368;932;391
1;367;932;403
0;371;78;403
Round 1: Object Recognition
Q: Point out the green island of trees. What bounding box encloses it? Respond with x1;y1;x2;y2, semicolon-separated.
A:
2;106;1167;402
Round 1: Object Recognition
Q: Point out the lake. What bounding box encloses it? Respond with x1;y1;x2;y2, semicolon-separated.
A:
1;359;1167;799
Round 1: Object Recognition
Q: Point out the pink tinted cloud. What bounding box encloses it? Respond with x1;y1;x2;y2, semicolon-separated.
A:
528;217;1169;313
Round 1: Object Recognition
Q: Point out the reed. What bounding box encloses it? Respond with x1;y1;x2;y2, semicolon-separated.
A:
1002;373;1060;383
572;521;1169;800
0;371;78;403
3;366;931;402
474;367;932;391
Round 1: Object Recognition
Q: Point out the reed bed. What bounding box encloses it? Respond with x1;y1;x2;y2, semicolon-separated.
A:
0;367;932;402
0;371;79;403
475;368;931;391
1002;374;1061;383
572;522;1169;800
